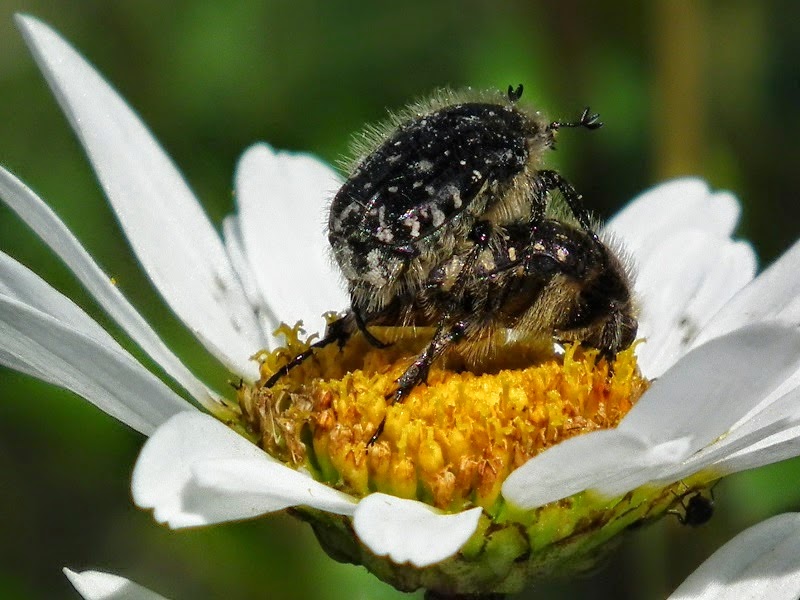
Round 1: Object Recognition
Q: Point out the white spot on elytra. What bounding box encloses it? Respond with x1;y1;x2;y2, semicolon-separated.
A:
334;201;361;231
365;250;387;286
417;159;433;173
404;216;421;238
431;206;446;227
376;227;394;243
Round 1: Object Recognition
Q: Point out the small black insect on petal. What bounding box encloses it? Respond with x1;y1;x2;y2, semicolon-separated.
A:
671;490;715;527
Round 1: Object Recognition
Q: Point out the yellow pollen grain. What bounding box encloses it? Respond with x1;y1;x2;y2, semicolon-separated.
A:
241;327;648;512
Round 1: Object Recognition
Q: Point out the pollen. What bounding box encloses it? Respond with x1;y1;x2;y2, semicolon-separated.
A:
239;325;648;513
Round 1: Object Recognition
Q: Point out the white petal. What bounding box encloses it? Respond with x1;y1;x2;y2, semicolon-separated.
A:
0;295;191;435
677;383;800;476
353;493;482;567
0;247;123;384
694;238;800;347
606;178;740;256
235;143;348;337
132;412;355;528
16;15;263;380
189;457;356;522
634;231;755;377
609;321;800;487
64;569;167;600
596;439;696;498
221;215;280;346
0;348;50;381
672;417;797;482
0;250;116;349
712;425;800;475
501;428;690;509
619;323;800;449
0;166;222;410
501;429;640;508
668;513;800;600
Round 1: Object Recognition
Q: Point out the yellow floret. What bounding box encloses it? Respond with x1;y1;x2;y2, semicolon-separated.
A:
240;326;648;512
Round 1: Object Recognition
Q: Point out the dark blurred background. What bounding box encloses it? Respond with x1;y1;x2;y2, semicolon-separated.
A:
0;1;799;598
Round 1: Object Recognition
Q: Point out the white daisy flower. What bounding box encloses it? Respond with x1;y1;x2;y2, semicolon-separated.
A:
63;512;800;599
3;13;800;598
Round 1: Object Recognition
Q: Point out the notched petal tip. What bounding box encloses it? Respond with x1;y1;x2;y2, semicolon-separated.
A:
353;493;482;568
608;177;741;258
234;142;348;338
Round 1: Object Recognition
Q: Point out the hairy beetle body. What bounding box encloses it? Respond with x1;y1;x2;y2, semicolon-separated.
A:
268;86;637;444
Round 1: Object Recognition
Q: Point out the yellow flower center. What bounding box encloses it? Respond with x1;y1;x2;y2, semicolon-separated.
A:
238;324;648;513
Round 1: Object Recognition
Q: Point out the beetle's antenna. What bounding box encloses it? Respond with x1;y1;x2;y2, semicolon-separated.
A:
549;107;603;131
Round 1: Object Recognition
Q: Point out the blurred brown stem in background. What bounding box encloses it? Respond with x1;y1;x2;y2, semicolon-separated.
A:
652;0;708;179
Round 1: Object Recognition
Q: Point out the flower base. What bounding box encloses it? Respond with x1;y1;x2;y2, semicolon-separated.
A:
293;478;712;596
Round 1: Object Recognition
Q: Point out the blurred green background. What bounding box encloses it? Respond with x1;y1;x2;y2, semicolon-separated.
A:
1;1;799;598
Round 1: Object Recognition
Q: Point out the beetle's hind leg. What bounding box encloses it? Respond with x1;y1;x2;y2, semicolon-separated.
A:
368;318;469;446
354;306;391;349
264;312;357;388
368;221;494;445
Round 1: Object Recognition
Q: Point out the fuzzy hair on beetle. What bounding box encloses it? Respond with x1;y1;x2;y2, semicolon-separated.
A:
267;85;638;443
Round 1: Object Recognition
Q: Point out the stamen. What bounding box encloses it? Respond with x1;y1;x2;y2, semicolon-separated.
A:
240;327;648;512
